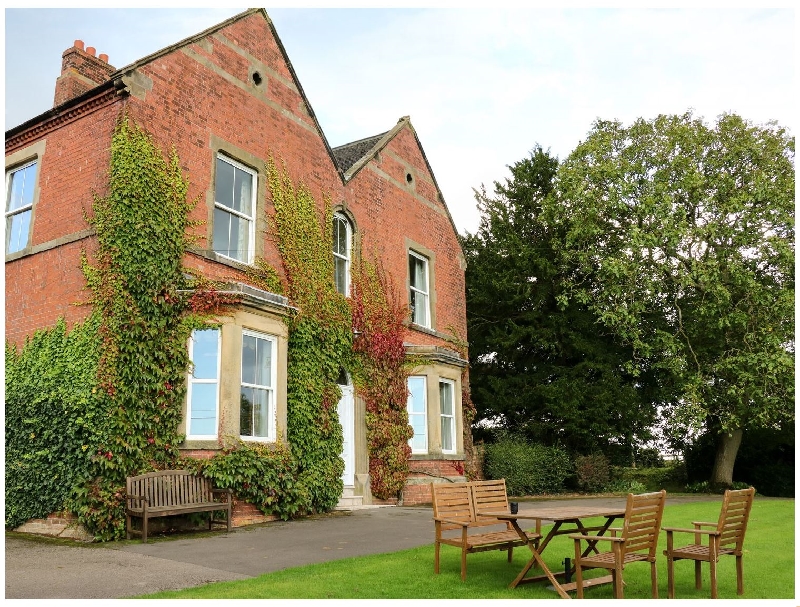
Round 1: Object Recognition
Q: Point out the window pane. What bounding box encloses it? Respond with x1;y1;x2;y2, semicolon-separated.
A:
256;338;272;387
411;291;428;326
233;168;252;215
441;416;453;452
240;387;254;436
242;334;272;387
440;380;454;452
408;377;426;413
252;388;270;438
229;212;248;262
409;254;426;290
440;381;454;416
242;335;257;385
6;163;37;212
241;385;271;437
334;257;347;295
333;216;347;255
189;384;218;435
213;207;231;257
191;329;219;379
6;209;31;254
215;157;235;209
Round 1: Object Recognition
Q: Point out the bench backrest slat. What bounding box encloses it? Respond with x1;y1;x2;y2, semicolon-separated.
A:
431;479;512;531
127;470;216;507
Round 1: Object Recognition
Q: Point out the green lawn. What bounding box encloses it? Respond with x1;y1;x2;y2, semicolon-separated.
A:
137;498;794;599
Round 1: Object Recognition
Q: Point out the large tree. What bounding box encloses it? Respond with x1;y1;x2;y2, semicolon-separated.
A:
548;112;795;487
462;146;662;459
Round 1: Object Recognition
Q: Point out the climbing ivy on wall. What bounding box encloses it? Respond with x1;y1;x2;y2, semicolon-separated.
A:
5;317;103;529
350;258;414;499
265;157;352;511
69;116;235;539
6;118;424;539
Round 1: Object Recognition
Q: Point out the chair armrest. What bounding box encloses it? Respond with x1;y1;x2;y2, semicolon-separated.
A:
691;521;717;528
662;526;718;536
569;533;623;543
433;517;470;528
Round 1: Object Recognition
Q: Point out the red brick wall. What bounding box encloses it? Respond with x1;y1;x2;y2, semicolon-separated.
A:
402;459;468;506
7;11;466;355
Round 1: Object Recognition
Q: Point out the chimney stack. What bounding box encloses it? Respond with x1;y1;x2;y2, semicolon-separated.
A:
53;39;116;107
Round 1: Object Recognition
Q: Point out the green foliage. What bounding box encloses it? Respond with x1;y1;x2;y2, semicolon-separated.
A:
462;145;660;457
67;116;213;539
574;453;611;493
483;436;571;495
684;426;793;497
610;463;687;493
4;317;103;528
193;441;307;520
350;258;414;499
603;479;647;494
549;112;795;485
266;157;351;512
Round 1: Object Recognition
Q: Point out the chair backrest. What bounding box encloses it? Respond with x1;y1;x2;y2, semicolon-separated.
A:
621;490;667;558
472;479;510;521
716;487;755;551
431;482;475;530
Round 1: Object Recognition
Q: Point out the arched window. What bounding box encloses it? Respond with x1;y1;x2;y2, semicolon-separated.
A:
332;212;352;296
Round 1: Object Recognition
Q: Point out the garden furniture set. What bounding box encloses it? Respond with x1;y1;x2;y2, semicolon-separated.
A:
430;480;755;599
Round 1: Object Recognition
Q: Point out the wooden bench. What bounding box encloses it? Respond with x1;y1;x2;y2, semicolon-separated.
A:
125;470;233;543
431;479;540;581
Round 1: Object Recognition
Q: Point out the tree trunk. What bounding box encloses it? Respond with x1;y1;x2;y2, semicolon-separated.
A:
710;428;743;491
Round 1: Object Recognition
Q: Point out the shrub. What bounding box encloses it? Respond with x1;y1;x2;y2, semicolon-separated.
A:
484;437;571;495
574;453;610;492
604;479;647;494
611;462;687;492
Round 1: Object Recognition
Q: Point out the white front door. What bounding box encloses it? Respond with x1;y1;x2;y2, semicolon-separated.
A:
337;383;355;487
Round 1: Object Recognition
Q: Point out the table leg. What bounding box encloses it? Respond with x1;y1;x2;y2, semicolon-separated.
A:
506;519;571;599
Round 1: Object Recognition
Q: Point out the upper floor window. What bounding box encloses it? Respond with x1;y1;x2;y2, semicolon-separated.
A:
187;328;221;439
5;160;37;254
439;379;456;454
332;212;352;296
407;375;428;453
409;250;430;328
240;330;277;442
213;154;256;264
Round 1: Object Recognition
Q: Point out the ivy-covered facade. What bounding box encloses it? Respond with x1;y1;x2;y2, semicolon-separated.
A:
5;9;471;536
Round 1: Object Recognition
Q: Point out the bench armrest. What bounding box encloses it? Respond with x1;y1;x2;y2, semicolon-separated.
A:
434;517;470;528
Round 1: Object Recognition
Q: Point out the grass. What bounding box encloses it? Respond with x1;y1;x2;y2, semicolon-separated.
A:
137;498;794;599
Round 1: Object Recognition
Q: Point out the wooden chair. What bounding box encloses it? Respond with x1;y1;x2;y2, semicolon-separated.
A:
662;486;755;598
570;490;667;598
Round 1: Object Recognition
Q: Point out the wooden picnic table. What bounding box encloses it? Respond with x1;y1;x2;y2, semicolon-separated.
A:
490;503;626;595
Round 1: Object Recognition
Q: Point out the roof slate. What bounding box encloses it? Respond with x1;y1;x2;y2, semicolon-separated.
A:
331;133;387;174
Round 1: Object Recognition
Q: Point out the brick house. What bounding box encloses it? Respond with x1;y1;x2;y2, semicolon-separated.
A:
5;8;469;509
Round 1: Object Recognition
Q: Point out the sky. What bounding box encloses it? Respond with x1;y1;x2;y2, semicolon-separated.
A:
3;5;796;236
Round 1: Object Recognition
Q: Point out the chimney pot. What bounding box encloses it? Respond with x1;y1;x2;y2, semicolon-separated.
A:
86;46;96;56
74;39;84;50
99;53;109;63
